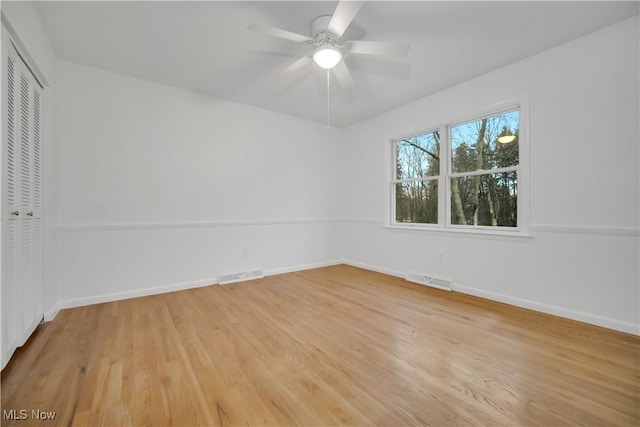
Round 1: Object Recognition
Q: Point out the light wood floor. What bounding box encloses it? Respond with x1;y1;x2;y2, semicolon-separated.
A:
2;265;639;426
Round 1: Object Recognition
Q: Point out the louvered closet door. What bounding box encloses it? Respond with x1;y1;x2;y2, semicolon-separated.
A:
17;61;43;343
1;35;43;368
2;37;21;366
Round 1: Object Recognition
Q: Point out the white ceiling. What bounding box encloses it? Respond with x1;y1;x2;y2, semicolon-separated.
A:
33;1;638;127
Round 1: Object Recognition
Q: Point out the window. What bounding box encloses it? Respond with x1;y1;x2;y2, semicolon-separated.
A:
394;130;440;224
391;104;526;234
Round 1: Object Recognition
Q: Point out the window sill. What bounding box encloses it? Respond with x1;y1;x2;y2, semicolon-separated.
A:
384;224;533;240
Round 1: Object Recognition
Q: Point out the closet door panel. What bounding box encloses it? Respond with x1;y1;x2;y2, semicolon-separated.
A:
2;42;22;363
18;70;41;341
31;88;43;324
3;218;20;359
1;36;44;366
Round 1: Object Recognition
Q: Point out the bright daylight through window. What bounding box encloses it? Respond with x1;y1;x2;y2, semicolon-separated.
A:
392;107;522;232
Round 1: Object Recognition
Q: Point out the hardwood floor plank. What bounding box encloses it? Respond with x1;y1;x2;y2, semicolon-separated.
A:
2;265;638;426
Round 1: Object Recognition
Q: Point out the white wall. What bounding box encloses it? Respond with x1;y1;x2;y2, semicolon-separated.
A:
55;60;345;306
342;16;640;334
4;4;638;336
1;2;58;317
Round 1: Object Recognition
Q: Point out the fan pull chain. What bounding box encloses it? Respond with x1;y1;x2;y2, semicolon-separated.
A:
327;69;330;128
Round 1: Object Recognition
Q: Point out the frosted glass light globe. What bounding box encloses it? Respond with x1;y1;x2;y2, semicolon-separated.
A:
313;46;342;69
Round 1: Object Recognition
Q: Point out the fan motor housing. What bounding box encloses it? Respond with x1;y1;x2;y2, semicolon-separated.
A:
311;15;340;46
310;15;332;37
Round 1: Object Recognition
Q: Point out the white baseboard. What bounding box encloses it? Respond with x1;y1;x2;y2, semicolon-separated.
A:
344;259;639;336
452;283;639;336
43;307;60;322
55;276;220;312
51;259;345;313
265;259;344;277
343;260;405;279
46;258;640;336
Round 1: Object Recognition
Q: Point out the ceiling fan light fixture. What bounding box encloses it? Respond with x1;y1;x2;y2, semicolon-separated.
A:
313;45;342;69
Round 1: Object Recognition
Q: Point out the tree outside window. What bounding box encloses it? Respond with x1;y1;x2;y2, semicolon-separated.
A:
392;107;521;231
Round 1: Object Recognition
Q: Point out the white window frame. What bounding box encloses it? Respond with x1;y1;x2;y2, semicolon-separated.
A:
388;99;530;237
391;128;442;228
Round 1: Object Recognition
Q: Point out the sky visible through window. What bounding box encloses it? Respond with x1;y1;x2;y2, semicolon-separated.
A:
451;110;519;173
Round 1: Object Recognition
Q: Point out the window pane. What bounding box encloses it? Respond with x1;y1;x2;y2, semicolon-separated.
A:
451;110;519;173
395;181;438;224
396;131;440;179
450;172;517;227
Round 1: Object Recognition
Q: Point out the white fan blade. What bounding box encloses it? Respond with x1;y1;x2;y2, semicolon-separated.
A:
346;40;410;57
333;60;354;90
328;0;364;38
280;56;312;75
247;23;313;43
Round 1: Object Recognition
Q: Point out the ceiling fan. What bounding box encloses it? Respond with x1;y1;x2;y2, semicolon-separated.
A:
247;0;410;91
